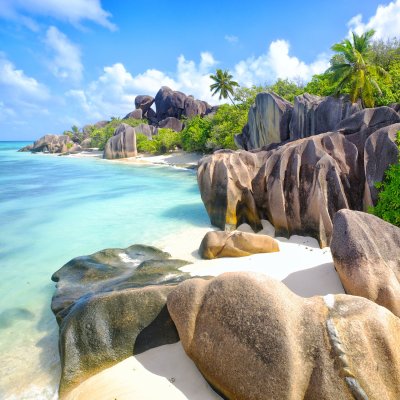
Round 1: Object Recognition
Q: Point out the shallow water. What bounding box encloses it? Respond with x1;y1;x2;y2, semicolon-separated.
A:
0;142;209;399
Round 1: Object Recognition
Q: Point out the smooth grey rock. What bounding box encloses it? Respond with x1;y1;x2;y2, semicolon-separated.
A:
135;95;154;114
103;123;137;159
123;109;143;120
30;134;73;153
134;123;158;139
80;138;92;149
236;92;293;150
184;96;211;118
289;94;360;140
158;117;183;132
18;144;33;152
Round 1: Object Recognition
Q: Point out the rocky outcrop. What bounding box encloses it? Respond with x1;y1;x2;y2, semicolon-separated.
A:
289;94;360;140
29;134;73;153
155;86;187;121
17;144;33;152
168;272;400;400
235;92;293;150
51;244;192;395
103;123;137;159
331;210;400;317
135;95;155;115
199;230;279;259
80;137;92;149
158;117;184;132
198;107;399;247
123;109;143;120
184;96;212;118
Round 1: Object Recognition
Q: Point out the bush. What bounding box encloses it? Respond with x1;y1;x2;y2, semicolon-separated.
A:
181;116;212;152
370;131;400;227
137;129;181;154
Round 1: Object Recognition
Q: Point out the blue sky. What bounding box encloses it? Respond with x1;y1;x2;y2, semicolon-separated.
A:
0;0;399;140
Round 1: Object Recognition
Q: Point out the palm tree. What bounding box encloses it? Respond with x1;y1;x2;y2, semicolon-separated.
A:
327;29;388;107
210;69;239;106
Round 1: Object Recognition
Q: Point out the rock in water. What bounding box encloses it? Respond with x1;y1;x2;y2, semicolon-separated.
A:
168;272;400;400
29;134;73;153
331;209;400;317
289;94;360;140
198;107;400;246
51;244;192;395
235;92;293;150
199;230;279;259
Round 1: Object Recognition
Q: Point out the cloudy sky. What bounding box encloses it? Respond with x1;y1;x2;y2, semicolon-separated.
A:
0;0;399;140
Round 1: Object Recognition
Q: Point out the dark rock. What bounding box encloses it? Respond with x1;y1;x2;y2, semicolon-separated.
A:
123;109;143;120
235;92;293;150
93;120;109;129
103;123;137;159
146;108;157;124
331;210;400;317
184;96;210;118
289;94;360;140
135;95;154;115
158;117;183;132
18;144;33;152
363;123;400;207
30;134;73;153
51;244;192;395
155;86;187;121
389;103;400;113
198;109;399;246
168;272;400;400
199;230;279;259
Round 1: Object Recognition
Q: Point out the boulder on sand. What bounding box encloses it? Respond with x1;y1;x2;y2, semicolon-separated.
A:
199;230;279;259
331;209;400;317
103;123;137;159
168;272;400;400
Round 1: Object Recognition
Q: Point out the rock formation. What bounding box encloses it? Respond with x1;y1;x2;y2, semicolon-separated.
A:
103;123;137;159
51;244;192;395
289;94;360;141
123;109;143;120
135;95;155;115
26;134;74;153
158;116;184;132
331;209;400;317
199;230;279;259
168;272;400;400
198;107;400;246
235;92;293;150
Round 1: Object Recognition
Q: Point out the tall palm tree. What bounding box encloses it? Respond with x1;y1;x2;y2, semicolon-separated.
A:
210;69;239;105
327;29;388;107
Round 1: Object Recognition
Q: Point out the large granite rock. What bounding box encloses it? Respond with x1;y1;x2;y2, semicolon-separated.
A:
289;94;360;140
168;272;400;400
235;92;293;150
51;244;192;395
123;109;143;120
199;230;279;259
18;144;33;152
155;86;187;121
198;107;400;246
158;117;184;132
29;134;73;153
331;210;400;317
134;123;158;139
184;96;212;118
103;123;137;159
135;95;154;115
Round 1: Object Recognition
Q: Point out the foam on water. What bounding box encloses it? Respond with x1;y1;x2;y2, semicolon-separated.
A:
0;142;210;399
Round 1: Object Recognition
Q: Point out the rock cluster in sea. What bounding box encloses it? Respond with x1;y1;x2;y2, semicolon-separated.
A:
198;106;400;246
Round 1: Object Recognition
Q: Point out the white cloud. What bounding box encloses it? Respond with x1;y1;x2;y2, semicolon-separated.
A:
348;0;400;39
0;54;49;100
234;39;329;87
0;0;116;30
45;26;83;82
66;52;220;120
225;35;239;44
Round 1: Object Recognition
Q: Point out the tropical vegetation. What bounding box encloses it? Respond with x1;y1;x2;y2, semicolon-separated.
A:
210;69;239;105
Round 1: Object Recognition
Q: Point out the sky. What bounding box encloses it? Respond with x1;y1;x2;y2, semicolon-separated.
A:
0;0;399;140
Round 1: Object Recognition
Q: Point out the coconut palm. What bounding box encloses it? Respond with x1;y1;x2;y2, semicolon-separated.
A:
210;69;239;105
327;29;388;107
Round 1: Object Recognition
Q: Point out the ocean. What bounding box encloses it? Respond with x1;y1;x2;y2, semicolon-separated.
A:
0;142;209;399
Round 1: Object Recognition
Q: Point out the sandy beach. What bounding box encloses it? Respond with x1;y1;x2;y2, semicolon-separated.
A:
65;220;345;400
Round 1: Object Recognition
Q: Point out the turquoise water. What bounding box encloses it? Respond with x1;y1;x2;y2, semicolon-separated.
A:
0;142;209;399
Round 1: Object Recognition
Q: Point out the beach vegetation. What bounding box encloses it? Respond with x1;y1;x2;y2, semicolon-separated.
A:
181;115;212;152
137;128;181;154
370;131;400;227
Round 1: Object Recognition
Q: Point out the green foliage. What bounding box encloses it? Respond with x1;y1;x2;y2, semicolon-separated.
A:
370;131;400;227
233;85;267;108
137;129;181;154
89;118;147;150
268;78;304;102
210;69;239;105
326;29;388;107
66;142;73;150
304;73;337;96
181;115;212;152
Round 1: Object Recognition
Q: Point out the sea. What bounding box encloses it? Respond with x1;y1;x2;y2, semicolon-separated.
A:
0;141;210;399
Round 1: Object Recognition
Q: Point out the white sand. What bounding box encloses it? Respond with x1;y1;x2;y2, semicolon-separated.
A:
66;221;344;399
